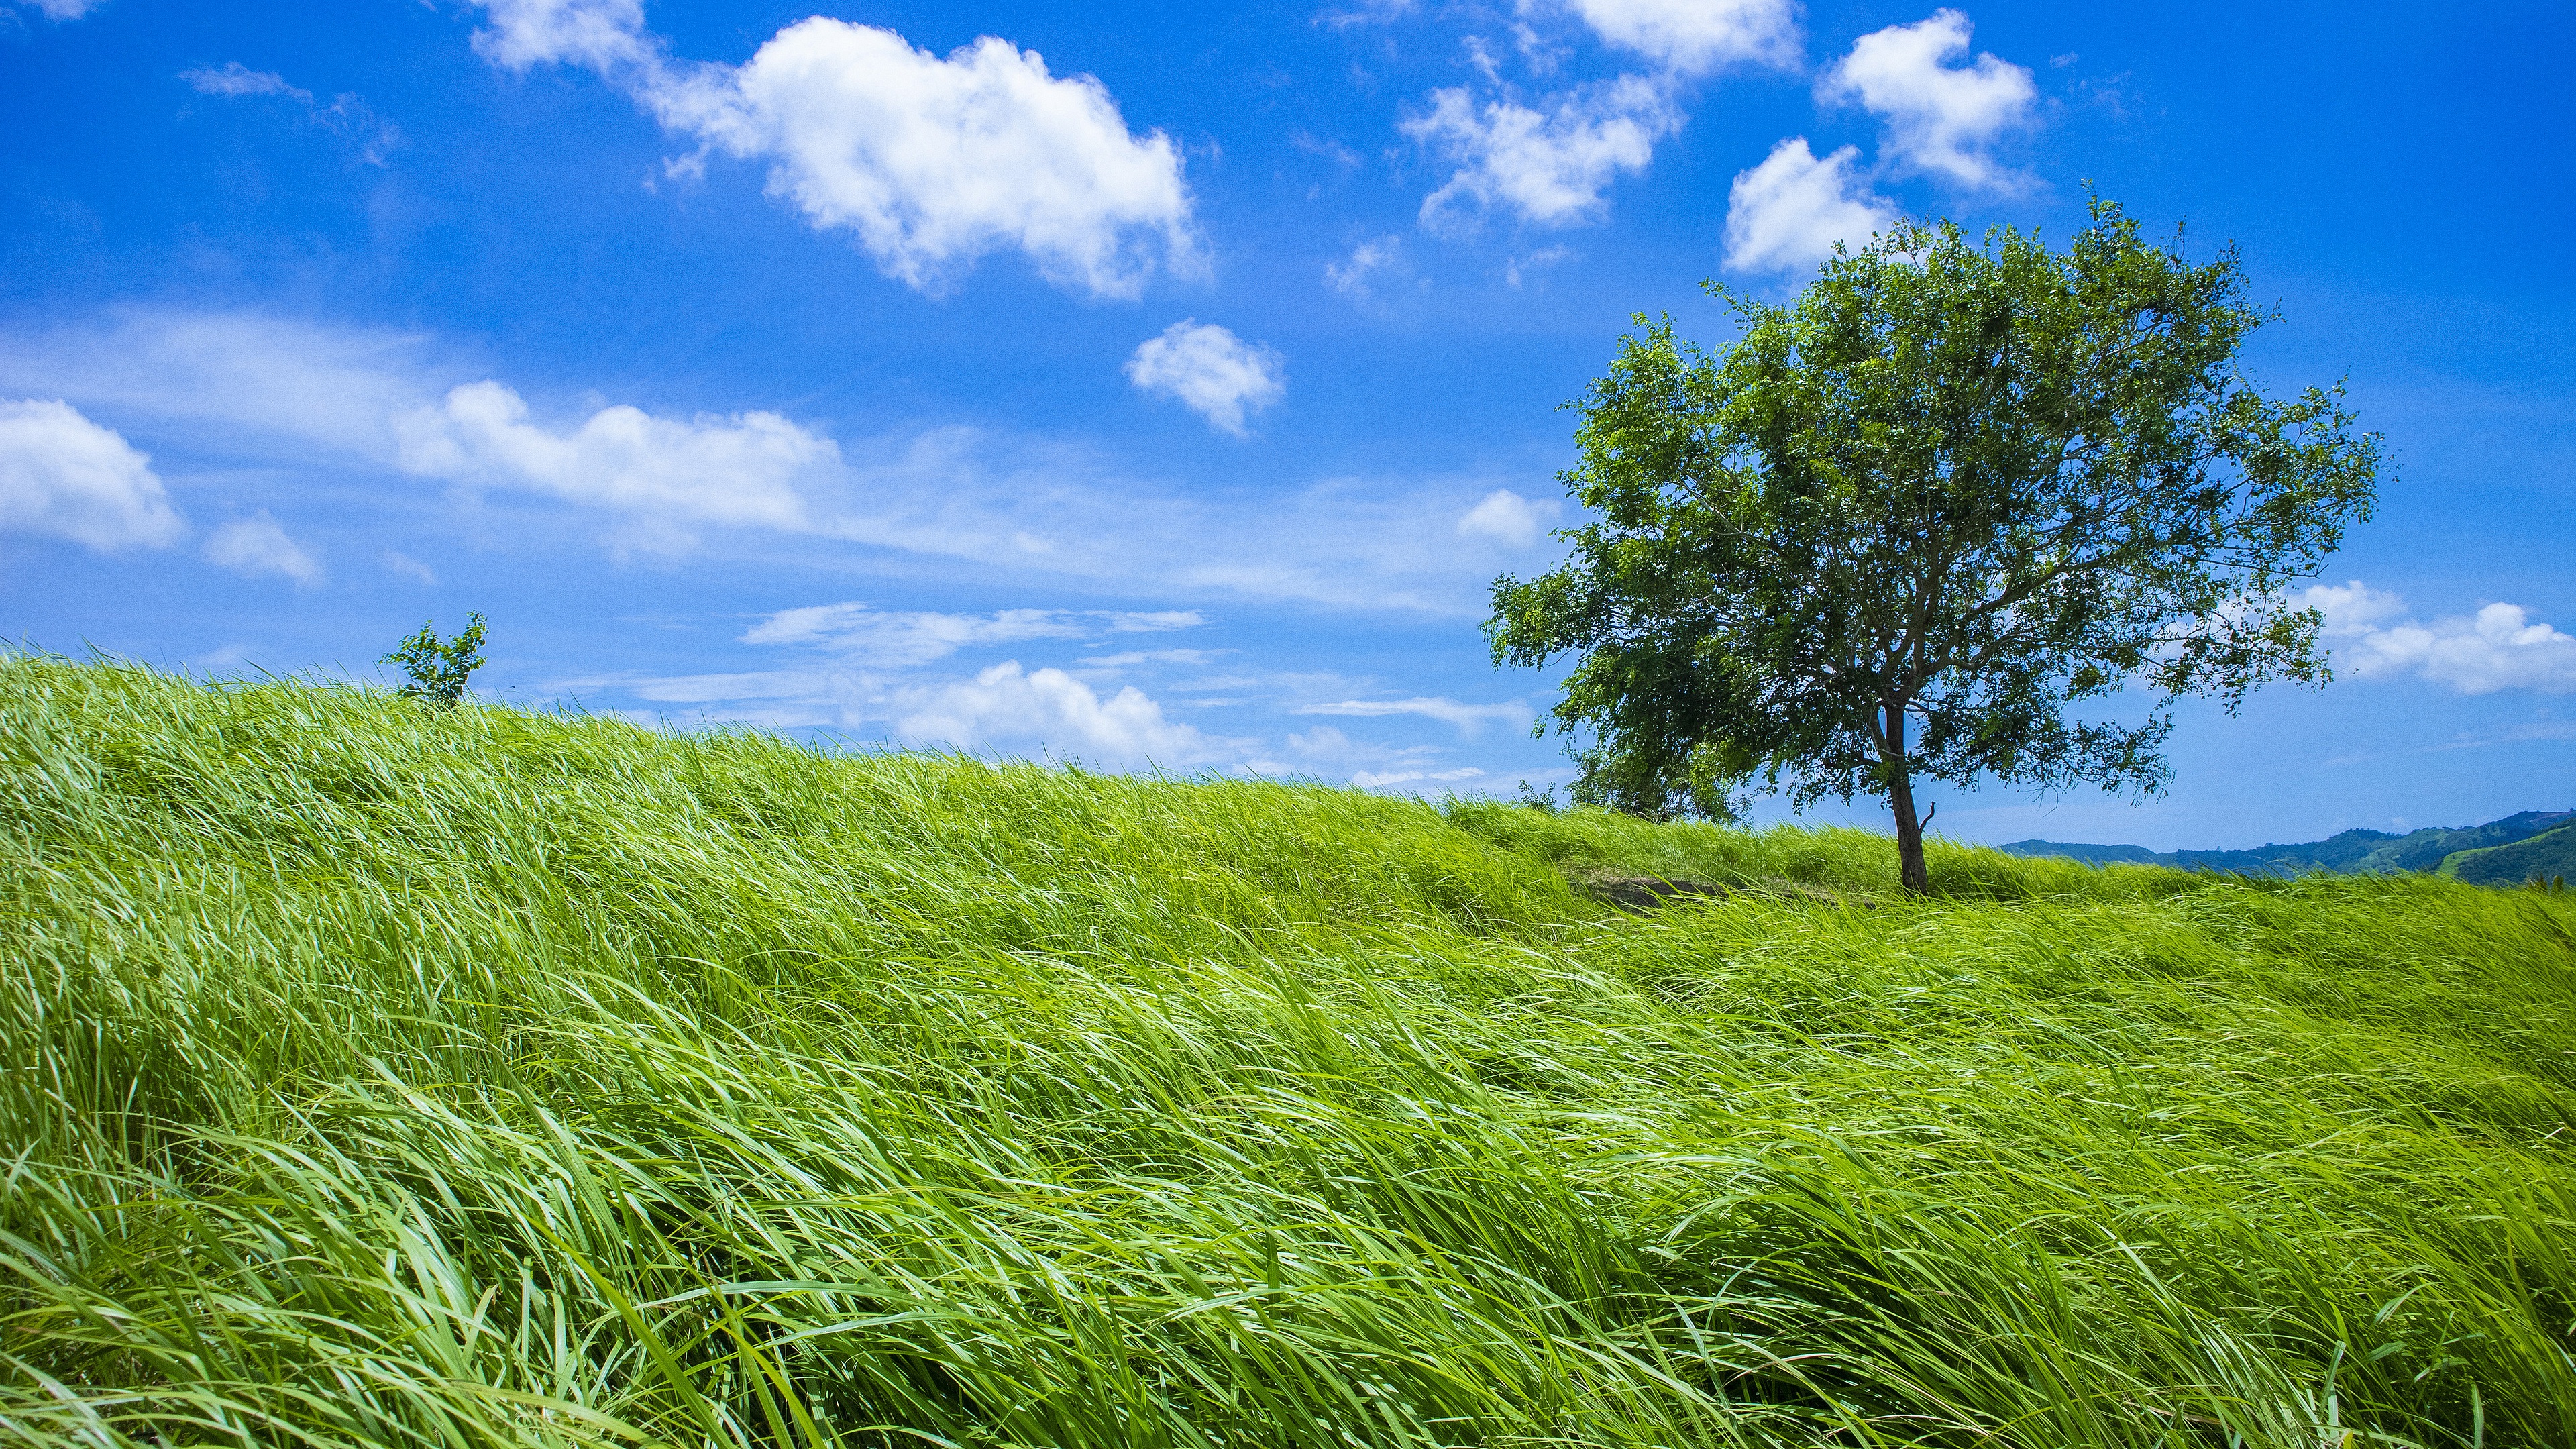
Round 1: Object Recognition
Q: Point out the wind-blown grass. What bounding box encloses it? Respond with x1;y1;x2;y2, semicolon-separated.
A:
3;655;2571;1448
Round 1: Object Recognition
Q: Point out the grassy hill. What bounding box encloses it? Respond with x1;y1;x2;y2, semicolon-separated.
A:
5;656;2575;1448
2000;808;2576;877
2445;822;2576;888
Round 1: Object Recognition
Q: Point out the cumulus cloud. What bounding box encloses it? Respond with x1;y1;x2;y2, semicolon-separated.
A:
469;0;655;72
203;512;323;584
1723;136;1897;274
0;398;186;552
394;381;832;549
1403;76;1677;230
470;3;1197;297
1455;488;1554;547
892;661;1230;765
2305;582;2576;695
1820;9;2034;191
1124;321;1287;437
1562;0;1802;76
1296;696;1532;737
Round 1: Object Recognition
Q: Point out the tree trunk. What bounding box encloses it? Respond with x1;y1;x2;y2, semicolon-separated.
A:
1881;704;1930;895
1888;767;1930;896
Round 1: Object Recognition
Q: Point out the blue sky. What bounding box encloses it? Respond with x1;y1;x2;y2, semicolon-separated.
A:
3;0;2570;851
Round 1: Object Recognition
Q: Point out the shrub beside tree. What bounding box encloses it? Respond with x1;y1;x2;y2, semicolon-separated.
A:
383;614;487;708
1489;200;2383;894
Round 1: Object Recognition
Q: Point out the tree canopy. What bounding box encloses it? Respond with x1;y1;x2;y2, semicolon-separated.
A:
1489;200;2383;892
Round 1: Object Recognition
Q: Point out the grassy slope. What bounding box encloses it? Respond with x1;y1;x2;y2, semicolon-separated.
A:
2444;824;2576;888
4;656;2573;1449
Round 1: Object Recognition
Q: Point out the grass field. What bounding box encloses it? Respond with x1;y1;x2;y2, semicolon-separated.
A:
5;655;2573;1448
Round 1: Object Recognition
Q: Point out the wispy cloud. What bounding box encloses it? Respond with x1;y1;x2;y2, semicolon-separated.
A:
0;309;1556;616
1352;765;1485;788
1325;235;1409;299
741;602;1205;668
203;511;323;585
1296;695;1532;737
181;62;405;164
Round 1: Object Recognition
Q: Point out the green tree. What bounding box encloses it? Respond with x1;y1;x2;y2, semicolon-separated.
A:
382;614;487;709
1488;201;2382;894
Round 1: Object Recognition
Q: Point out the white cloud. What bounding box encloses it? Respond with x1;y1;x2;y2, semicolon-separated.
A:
0;312;440;461
1820;9;2035;191
1723;136;1896;274
2305;580;2407;634
1503;244;1573;288
1403;76;1676;230
470;5;1197;298
203;512;322;584
892;661;1229;765
1462;35;1507;85
1297;696;1533;737
2305;581;2576;695
1107;610;1207;632
1124;321;1287;437
1281;720;1481;786
1077;647;1224;667
469;0;655;72
1352;766;1486;788
1562;0;1802;76
0;398;185;552
180;64;403;164
604;602;1239;763
383;549;437;585
394;381;831;549
1324;235;1407;299
2;311;1581;616
743;601;1207;668
1319;0;1418;28
27;0;103;17
743;602;1088;667
182;63;311;100
1455;488;1554;547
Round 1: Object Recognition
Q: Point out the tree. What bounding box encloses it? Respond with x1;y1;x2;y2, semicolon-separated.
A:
383;614;487;708
1487;201;2382;894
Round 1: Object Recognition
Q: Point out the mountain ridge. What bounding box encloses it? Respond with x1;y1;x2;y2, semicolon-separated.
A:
1998;809;2576;879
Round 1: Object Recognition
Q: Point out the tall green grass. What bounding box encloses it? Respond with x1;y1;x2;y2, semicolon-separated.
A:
4;655;2571;1447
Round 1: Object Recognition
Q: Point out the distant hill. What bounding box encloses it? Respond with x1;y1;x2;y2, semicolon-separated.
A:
2445;823;2576;887
2000;809;2576;880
